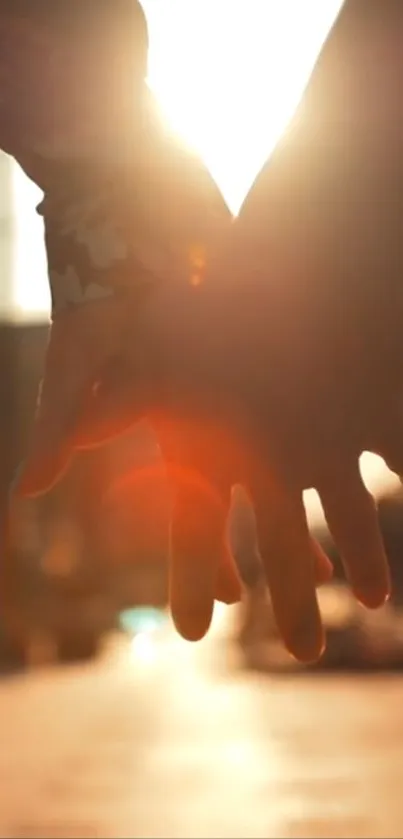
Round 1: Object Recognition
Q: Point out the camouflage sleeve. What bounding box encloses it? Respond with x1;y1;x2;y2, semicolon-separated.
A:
19;88;231;321
0;3;231;321
37;137;231;320
0;2;152;318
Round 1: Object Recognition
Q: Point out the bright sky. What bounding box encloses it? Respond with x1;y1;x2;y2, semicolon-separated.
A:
9;0;399;506
144;0;344;214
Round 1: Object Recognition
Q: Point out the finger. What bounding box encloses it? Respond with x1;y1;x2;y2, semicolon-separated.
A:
14;318;97;498
215;547;242;604
169;472;230;642
317;458;391;609
311;537;334;585
157;417;233;641
229;484;332;589
15;339;83;497
249;470;324;663
15;297;125;497
228;484;263;588
369;408;403;477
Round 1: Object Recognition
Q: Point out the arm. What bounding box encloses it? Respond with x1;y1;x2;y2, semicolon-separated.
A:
0;1;231;319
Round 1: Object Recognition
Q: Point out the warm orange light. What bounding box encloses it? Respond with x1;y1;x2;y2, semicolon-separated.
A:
189;244;207;286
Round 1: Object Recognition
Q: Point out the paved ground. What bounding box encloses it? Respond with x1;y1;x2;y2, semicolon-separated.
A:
0;610;403;839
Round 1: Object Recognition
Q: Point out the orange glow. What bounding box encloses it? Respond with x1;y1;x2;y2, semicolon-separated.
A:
189;244;207;286
103;413;285;520
105;459;225;517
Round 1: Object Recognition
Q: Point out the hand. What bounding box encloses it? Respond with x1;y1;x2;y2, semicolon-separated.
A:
10;130;238;624
13;0;403;660
14;82;232;492
69;273;396;661
14;233;401;663
13;277;334;662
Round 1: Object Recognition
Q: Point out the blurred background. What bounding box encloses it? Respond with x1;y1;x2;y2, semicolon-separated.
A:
1;1;403;837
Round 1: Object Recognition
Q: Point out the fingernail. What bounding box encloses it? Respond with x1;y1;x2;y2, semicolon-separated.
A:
355;584;391;610
171;601;214;642
215;567;242;604
170;569;215;642
216;589;242;606
289;610;325;664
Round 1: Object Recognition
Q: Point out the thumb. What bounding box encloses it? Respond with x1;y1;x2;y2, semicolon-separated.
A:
14;316;100;498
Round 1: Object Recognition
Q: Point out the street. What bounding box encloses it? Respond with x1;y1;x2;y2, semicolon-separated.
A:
0;608;402;839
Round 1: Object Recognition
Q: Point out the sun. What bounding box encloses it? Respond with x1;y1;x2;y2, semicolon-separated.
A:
143;0;344;214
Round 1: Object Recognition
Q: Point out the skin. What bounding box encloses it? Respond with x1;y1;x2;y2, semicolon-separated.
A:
11;0;403;660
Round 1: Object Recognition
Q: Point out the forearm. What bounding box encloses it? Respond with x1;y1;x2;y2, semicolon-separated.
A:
0;0;232;322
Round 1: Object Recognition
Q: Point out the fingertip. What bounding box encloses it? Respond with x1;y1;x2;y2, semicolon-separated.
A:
215;586;242;606
169;540;217;643
269;580;325;663
215;551;243;604
168;474;229;642
170;596;215;642
354;578;391;610
169;543;218;641
311;538;334;586
250;475;325;663
318;463;392;616
286;616;326;664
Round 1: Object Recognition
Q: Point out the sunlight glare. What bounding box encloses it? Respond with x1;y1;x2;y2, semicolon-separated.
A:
144;0;344;213
131;631;158;663
11;163;49;319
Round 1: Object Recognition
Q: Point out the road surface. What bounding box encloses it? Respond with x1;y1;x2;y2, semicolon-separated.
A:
0;610;402;839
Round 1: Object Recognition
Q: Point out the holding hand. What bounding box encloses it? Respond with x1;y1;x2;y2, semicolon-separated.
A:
11;0;403;663
13;254;396;663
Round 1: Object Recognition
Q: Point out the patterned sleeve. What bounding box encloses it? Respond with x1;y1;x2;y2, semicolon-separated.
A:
0;6;133;317
0;3;232;322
